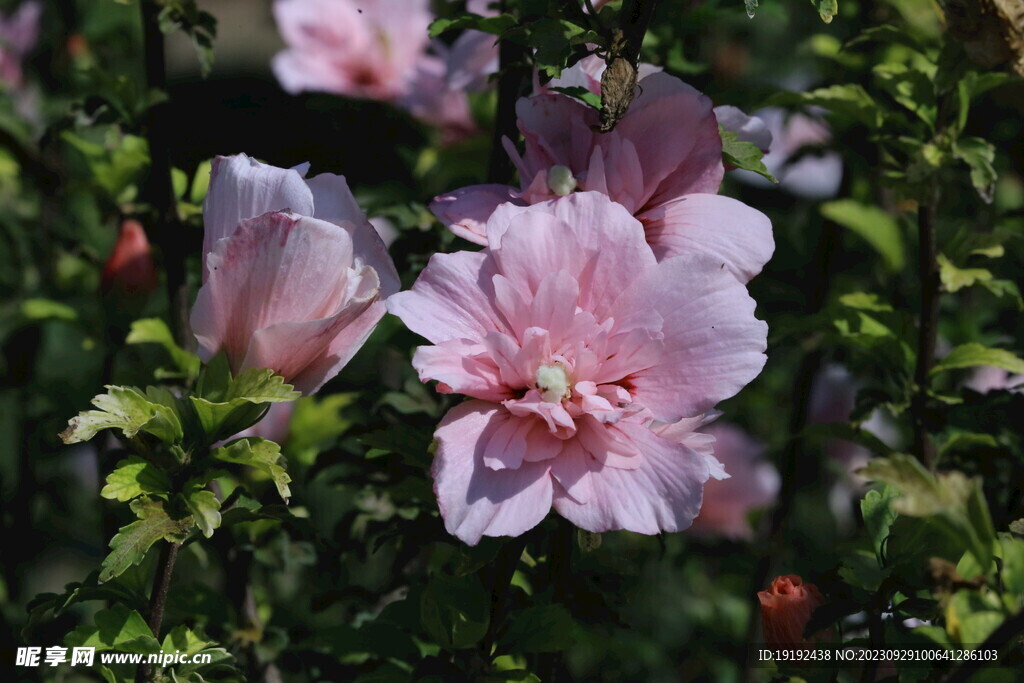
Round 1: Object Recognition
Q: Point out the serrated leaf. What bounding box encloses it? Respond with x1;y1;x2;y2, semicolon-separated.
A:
212;438;291;502
183;487;221;538
100;498;193;582
126;318;201;381
189;368;299;444
861;485;899;562
720;126;776;181
954;137;996;203
428;12;516;38
64;605;157;651
931;343;1024;376
768;85;883;129
101;456;171;502
821;200;905;271
938;253;993;293
61;385;183;445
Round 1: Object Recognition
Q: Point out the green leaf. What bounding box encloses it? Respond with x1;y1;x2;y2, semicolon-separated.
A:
839;549;890;591
549;86;602;109
157;1;217;78
838;292;894;312
954;137;997;203
861;485;900;561
860;455;996;571
64;605;157;652
420;573;490;649
126;318;201;381
101;456;171;502
189;368;299;444
946;590;1003;644
100;498;193;582
812;0;838;23
359;424;433;466
872;63;936;128
1001;534;1024;594
938;253;993;293
744;0;758;18
768;85;884;129
802;422;893;458
931;343;1024;376
821;200;905;271
720;126;776;182
212;438;292;502
844;25;926;53
61;385;184;445
20;298;78;322
428;13;516;38
500;604;577;653
183;486;221;538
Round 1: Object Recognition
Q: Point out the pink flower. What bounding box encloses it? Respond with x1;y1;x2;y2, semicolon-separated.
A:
431;71;773;283
191;154;399;396
759;575;829;648
101;219;159;299
0;1;41;90
232;402;295;444
400;46;479;145
682;422;779;540
714;105;773;154
964;366;1024;394
388;192;768;545
272;0;432;101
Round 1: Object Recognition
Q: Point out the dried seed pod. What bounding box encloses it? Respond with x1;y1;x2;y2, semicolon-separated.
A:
942;0;1024;76
598;29;638;133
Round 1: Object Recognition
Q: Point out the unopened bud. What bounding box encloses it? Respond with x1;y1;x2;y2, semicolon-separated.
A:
547;165;578;196
101;219;159;297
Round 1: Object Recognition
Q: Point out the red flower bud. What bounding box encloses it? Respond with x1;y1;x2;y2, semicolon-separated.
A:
758;574;827;648
101;219;159;298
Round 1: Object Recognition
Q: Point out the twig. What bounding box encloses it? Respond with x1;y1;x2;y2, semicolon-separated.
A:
537;518;575;681
135;541;182;683
480;535;529;659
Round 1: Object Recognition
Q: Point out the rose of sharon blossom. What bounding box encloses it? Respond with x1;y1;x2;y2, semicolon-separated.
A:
101;219;159;299
431;71;773;283
388;192;768;545
272;0;432;101
759;575;828;648
0;1;41;90
680;422;779;540
191;154;399;396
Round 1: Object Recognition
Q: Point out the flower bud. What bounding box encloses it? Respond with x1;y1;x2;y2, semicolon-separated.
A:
758;575;827;648
547;165;578;196
101;219;159;298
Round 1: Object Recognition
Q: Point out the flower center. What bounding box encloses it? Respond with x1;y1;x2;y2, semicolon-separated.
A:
547;165;578;196
535;362;571;403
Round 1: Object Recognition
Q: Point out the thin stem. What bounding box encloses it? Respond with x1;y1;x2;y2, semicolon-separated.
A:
487;1;530;185
537;519;575;681
480;535;529;659
135;541;182;683
139;0;192;350
912;193;939;469
618;0;659;66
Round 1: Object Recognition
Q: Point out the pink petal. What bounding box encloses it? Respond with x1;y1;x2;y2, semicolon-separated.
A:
549;440;594;504
304;172;401;296
413;338;512;402
433;401;554;546
386;250;506;344
714;105;773;154
617;72;724;205
430;184;523;245
487;193;656;320
240;266;380;394
611;253;768;421
202;154;314;276
192;212;362;370
640;193;774;282
516;94;598;178
553;421;709;534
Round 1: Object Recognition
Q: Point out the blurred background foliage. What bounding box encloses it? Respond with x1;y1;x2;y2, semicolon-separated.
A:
1;0;1023;681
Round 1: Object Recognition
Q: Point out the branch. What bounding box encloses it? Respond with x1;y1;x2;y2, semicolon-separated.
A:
134;541;182;683
598;0;659;132
487;1;531;184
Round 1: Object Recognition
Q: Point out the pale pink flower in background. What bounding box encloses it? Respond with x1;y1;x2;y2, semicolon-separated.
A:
431;71;773;283
388;192;769;545
734;108;843;199
191;154;400;396
963;365;1024;394
232;402;295;444
400;45;479;145
684;423;779;540
714;105;773;154
272;0;432;101
0;0;41;90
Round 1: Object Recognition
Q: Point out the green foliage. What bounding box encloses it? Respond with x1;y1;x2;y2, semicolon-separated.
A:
420;572;490;649
61;385;184;445
212;438;292;502
157;0;218;77
820;200;905;271
720;127;776;182
101;456;171;502
126;318;201;381
101;498;194;581
930;343;1024;376
189;357;300;444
